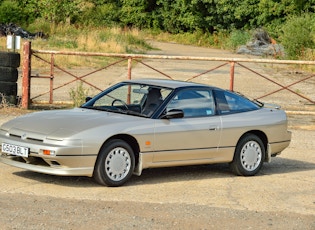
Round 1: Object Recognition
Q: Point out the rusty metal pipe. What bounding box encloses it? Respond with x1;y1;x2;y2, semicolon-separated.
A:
21;41;31;109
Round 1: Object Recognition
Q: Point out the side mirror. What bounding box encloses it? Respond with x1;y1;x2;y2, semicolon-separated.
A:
161;109;184;119
85;97;92;102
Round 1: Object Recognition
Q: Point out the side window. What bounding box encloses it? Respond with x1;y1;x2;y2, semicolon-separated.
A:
214;90;260;114
166;89;215;118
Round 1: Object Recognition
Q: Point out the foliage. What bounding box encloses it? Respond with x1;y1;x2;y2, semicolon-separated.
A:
14;0;82;25
8;25;153;68
69;82;89;107
1;0;315;35
120;0;157;29
225;30;251;50
78;3;121;26
0;0;24;24
26;18;54;35
279;13;315;59
1;0;315;60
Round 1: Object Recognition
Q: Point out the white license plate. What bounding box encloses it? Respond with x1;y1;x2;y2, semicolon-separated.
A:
1;143;29;157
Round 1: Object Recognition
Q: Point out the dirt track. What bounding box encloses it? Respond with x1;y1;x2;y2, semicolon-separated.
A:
0;42;314;229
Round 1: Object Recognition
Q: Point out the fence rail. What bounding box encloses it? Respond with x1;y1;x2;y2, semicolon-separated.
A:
21;41;315;109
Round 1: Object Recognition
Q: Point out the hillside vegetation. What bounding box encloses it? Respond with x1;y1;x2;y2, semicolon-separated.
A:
0;0;314;60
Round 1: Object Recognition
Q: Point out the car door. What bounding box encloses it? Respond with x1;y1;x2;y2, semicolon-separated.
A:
152;88;222;162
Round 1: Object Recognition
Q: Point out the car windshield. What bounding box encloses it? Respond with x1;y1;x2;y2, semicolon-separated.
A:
81;82;173;117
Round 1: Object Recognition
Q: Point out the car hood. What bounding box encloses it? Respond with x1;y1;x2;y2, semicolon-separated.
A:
1;108;142;139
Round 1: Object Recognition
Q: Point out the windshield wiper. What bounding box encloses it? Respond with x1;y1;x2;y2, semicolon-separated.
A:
253;99;264;107
81;105;149;117
81;106;118;112
125;110;148;117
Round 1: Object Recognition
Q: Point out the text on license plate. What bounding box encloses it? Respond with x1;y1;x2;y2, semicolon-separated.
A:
1;143;29;157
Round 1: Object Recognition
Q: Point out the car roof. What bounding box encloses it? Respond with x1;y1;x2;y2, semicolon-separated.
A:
125;79;220;90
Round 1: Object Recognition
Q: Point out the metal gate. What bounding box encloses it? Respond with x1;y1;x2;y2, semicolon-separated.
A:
21;41;315;109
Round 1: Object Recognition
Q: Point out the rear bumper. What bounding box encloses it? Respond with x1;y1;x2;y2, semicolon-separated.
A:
266;130;291;162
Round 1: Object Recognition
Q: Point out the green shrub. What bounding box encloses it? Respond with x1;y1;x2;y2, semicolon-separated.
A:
26;19;51;35
69;82;89;107
79;3;121;27
280;14;315;59
225;30;251;50
0;0;23;23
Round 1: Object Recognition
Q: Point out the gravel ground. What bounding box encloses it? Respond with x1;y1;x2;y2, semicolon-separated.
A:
0;41;314;229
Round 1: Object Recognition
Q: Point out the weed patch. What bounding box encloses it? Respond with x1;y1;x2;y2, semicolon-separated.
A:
69;82;90;107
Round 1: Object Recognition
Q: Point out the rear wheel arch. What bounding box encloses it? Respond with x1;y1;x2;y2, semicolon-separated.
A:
230;131;267;176
237;130;268;158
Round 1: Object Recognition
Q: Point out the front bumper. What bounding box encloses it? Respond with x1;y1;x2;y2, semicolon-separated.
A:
0;155;94;176
0;134;96;177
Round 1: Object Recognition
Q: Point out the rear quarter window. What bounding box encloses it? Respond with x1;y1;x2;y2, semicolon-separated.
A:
214;90;260;115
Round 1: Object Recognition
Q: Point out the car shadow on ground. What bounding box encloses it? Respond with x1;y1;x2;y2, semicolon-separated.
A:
12;157;315;188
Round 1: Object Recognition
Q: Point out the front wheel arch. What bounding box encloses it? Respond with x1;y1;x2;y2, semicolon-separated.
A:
93;135;140;182
93;138;136;186
106;134;140;164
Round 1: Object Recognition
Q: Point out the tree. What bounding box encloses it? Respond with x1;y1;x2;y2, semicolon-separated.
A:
40;0;82;24
120;0;157;29
17;0;82;25
0;0;23;24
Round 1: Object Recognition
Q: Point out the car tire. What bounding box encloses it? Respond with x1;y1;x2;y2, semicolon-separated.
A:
93;139;135;187
0;52;20;68
0;67;18;82
230;134;265;176
0;81;17;95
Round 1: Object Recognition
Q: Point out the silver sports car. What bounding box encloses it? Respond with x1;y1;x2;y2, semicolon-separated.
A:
0;79;291;186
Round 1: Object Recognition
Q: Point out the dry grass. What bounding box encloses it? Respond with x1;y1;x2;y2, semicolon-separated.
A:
0;107;30;116
0;93;11;110
0;26;151;69
0;93;27;116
